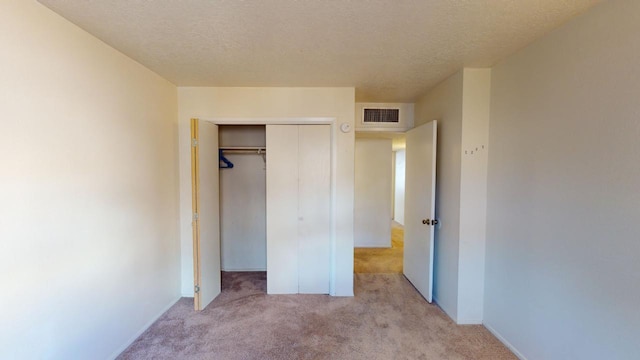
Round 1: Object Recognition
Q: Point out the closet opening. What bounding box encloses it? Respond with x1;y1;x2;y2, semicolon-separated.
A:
218;125;267;294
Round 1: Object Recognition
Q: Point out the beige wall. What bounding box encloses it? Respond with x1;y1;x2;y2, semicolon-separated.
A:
178;87;355;296
393;150;406;225
414;68;491;324
415;70;464;321
485;1;640;358
0;1;180;359
458;69;491;323
354;138;393;247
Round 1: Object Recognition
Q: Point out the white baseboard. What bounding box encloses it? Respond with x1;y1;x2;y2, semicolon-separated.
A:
483;322;528;360
107;296;182;360
456;318;483;325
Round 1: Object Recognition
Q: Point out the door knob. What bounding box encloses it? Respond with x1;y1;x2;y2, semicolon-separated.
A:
422;219;430;225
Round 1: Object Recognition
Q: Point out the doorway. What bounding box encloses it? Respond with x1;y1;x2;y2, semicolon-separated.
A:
353;121;438;304
353;132;406;274
354;221;405;273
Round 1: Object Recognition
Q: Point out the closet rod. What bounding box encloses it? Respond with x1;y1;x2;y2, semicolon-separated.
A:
219;146;265;150
219;146;266;154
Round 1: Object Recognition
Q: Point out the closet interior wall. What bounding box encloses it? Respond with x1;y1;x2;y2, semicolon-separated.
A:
218;125;267;271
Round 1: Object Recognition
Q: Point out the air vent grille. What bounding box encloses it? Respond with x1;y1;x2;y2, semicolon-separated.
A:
363;108;400;123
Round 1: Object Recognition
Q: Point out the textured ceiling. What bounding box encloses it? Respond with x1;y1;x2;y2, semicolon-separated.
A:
38;0;600;102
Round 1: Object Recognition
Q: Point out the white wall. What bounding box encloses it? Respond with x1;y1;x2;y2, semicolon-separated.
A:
393;150;406;225
414;69;491;324
484;1;640;359
178;87;355;296
219;126;266;271
0;2;180;359
391;153;396;218
457;69;491;324
354;138;392;247
415;71;464;321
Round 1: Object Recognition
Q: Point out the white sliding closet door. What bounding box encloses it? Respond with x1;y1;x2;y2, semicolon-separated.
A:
266;125;299;294
266;125;331;294
298;125;331;293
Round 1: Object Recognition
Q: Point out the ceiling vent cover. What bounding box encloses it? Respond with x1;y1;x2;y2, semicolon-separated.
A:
363;108;400;123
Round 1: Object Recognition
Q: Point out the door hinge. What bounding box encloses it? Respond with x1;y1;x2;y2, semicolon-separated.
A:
191;138;198;147
193;212;199;221
194;285;200;293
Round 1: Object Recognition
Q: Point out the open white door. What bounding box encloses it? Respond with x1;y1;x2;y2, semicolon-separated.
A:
191;118;221;310
403;120;437;302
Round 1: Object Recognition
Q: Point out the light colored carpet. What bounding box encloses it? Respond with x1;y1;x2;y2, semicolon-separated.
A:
354;221;404;273
118;272;515;360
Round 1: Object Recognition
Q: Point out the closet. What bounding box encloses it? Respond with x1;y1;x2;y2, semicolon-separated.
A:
218;126;267;272
190;119;332;310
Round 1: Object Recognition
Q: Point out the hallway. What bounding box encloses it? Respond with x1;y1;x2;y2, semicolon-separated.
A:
354;221;404;274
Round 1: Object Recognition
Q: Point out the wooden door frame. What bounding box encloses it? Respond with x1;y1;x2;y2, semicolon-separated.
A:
190;118;201;310
190;117;337;303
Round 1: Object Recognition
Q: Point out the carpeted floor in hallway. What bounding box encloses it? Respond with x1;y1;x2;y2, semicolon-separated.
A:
118;272;515;360
354;221;404;273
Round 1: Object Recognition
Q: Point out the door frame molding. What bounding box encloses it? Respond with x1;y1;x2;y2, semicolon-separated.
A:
204;117;334;125
191;117;338;297
190;119;201;310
